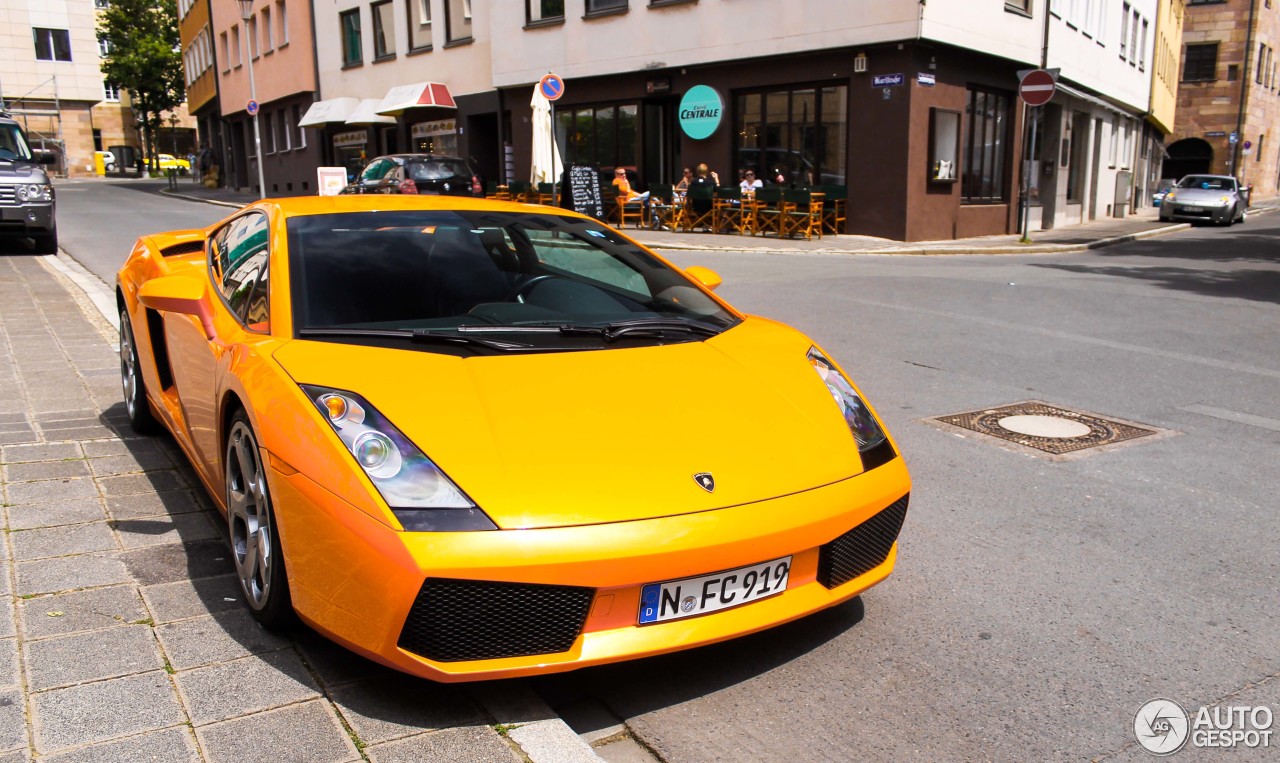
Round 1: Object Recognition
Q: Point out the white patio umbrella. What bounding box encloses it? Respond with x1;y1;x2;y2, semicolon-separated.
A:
530;86;563;187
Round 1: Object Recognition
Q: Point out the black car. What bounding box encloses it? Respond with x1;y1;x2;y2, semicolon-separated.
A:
343;154;482;196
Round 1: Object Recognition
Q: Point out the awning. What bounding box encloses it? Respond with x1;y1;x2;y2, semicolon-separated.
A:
345;99;396;125
1053;82;1132;118
375;82;456;116
298;97;360;127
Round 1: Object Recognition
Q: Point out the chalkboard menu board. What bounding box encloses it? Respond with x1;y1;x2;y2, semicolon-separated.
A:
567;165;605;221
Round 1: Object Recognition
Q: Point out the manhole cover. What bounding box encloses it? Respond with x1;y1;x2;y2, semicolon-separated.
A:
928;401;1174;458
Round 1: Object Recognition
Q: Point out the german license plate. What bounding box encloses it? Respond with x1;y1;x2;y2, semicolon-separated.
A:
638;556;792;624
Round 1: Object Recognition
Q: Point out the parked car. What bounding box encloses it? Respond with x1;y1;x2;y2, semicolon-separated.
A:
116;194;910;682
0;112;57;253
343;154;482;196
157;153;191;174
95;150;118;172
1151;178;1176;207
1158;174;1246;225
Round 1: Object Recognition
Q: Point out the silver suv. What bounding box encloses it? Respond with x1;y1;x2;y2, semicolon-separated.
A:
0;113;57;253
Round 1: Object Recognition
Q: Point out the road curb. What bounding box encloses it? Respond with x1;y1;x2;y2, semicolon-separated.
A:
160;187;245;208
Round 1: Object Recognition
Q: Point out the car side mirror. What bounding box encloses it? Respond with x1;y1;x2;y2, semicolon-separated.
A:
684;265;722;292
137;274;216;339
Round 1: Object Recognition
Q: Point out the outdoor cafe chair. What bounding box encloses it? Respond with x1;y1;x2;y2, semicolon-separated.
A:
713;187;747;234
648;184;683;230
780;189;823;240
683;185;715;232
751;186;783;236
817;185;847;235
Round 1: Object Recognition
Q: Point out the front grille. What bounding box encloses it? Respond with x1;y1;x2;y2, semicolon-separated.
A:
0;187;16;206
398;578;595;662
817;494;909;589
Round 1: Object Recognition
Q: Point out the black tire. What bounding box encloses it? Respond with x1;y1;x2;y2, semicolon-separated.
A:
32;229;57;254
119;308;159;434
225;410;294;628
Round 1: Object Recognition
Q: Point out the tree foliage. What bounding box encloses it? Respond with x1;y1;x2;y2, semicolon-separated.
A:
99;0;185;170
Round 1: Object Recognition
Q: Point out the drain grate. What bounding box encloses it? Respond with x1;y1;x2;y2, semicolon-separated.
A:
930;401;1166;456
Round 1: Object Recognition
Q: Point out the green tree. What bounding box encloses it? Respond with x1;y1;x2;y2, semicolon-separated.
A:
99;0;185;173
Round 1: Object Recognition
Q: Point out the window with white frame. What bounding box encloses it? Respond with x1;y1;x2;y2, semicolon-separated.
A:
232;24;242;66
103;81;120;101
262;7;273;52
372;0;396;58
407;0;431;50
278;109;291;151
1139;19;1148;69
445;0;471;43
220;31;229;71
98;33;111;57
33;28;72;61
1120;3;1130;59
277;0;289;45
1130;8;1139;65
293;104;306;148
248;16;258;58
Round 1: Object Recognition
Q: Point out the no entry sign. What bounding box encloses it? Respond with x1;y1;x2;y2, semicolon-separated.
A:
1019;69;1057;106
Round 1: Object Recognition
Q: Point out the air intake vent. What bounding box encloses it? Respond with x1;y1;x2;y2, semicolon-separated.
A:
817;494;909;589
159;240;205;257
398;578;594;662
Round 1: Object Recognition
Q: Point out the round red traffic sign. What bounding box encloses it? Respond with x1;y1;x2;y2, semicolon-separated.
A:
538;74;565;102
1019;69;1056;107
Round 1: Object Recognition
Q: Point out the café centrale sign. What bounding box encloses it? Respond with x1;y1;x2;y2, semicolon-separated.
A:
679;85;723;140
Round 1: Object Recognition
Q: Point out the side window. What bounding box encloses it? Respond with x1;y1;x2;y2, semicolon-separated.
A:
361;158;394;181
211;212;271;331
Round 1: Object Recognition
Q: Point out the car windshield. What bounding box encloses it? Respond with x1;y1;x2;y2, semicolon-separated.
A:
407;159;469;180
1177;176;1234;191
0;124;34;162
287;210;739;353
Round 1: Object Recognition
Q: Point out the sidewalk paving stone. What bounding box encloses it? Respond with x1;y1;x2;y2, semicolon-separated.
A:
5;498;107;531
120;539;234;586
291;629;386;689
15;553;131;596
87;450;175;477
174;649;321;726
18;585;146;639
0;599;13;639
9;521;118;561
106;489;208;520
364;726;520;763
3;460;91;483
40;727;201;763
29;671;185;753
194;699;359;763
0;687;26;751
2;444;81;464
113;512;219;549
140;574;242;625
328;674;486;745
98;470;190;497
0;638;16;687
3;477;98;506
24;625;161;691
156;609;292;671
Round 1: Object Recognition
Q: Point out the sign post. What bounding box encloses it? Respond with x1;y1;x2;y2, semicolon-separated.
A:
1017;68;1058;242
538;73;565;204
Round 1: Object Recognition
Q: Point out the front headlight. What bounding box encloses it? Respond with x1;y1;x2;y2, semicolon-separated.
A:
1164;192;1176;203
1219;195;1232;205
16;184;53;202
807;348;888;453
301;385;496;531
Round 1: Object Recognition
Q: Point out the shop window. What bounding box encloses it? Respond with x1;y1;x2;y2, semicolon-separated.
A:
929;109;960;183
528;0;564;24
293;104;307;149
445;0;471;43
407;0;432;50
733;85;847;188
555;103;639;173
372;1;396;59
961;86;1011;204
340;9;362;66
33;28;72;62
1183;43;1217;81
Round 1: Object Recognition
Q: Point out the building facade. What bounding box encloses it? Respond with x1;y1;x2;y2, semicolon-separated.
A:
179;0;222;181
209;0;323;194
1169;0;1280;196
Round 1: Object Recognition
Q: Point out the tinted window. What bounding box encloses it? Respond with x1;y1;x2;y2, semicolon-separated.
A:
0;124;34;162
210;212;270;331
287;210;737;352
1177;176;1234;191
360;158;397;181
406;159;469;180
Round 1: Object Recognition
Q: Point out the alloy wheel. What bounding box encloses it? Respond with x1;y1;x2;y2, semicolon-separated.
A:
226;419;276;611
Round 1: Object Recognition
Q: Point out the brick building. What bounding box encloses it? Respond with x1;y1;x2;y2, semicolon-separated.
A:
1170;0;1280;195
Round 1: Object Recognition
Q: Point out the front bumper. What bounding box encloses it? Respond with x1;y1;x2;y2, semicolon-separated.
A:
1160;203;1231;223
0;202;55;235
270;455;911;682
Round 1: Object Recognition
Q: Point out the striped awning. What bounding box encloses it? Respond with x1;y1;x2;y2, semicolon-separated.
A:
375;82;456;116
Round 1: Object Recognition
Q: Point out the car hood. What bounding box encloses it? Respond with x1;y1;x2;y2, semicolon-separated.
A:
272;318;867;529
1170;187;1234;202
0;160;47;181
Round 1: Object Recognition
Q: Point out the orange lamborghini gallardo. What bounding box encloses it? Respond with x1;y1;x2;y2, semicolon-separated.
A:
116;195;911;682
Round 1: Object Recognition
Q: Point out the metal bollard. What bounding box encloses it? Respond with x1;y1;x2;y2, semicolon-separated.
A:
167;168;177;190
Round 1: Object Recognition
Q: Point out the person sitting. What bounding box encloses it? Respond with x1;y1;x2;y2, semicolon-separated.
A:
675;167;693;197
687;163;719;231
612;168;650;202
739;169;762;194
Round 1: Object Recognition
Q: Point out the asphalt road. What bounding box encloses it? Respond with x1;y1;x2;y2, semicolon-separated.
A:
46;182;1280;761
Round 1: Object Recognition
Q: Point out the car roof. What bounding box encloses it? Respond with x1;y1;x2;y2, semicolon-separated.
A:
231;193;576;220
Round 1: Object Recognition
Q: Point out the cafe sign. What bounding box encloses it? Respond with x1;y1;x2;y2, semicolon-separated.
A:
333;131;368;147
678;85;723;140
412;119;456;138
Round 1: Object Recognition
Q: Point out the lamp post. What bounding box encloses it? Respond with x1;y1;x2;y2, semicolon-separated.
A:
237;0;266;199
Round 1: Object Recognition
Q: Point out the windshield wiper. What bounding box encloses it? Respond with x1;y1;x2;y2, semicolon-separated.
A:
298;327;532;351
558;318;723;342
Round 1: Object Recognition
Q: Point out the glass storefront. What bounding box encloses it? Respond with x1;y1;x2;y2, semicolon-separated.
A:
555;103;639;171
412;119;458;155
332;130;370;182
734;85;847;186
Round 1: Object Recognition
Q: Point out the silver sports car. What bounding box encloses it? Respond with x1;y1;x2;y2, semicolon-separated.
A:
1158;174;1246;225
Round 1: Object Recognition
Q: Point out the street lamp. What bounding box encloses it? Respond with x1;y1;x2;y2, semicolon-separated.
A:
237;0;266;199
